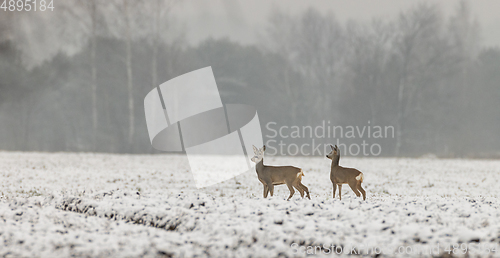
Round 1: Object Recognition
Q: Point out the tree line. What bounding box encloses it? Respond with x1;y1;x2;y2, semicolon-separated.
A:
0;1;499;157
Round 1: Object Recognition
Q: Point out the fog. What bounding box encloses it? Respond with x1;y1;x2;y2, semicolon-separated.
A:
0;0;499;157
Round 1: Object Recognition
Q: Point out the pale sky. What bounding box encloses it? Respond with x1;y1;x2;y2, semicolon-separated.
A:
172;0;500;47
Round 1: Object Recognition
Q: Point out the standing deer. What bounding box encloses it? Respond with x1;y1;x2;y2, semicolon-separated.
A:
250;145;311;200
327;144;366;200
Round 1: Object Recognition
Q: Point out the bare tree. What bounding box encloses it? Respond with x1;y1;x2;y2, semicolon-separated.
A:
71;0;102;149
265;8;345;124
38;0;110;150
341;19;394;124
146;0;180;88
392;3;452;155
103;0;145;150
446;0;480;153
124;0;134;147
89;0;98;149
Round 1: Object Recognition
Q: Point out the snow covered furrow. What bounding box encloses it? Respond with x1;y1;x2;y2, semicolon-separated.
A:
55;195;198;232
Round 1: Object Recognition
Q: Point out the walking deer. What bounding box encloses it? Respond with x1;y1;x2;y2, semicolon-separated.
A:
327;145;366;200
251;145;311;200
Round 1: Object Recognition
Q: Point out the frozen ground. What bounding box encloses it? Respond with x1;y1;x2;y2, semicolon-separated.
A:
1;152;500;257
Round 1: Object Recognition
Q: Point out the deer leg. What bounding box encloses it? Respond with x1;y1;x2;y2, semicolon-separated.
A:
286;182;295;201
338;184;342;200
332;183;337;199
293;178;304;198
357;181;366;200
348;181;361;197
259;178;269;198
267;181;275;197
299;182;311;200
293;181;304;198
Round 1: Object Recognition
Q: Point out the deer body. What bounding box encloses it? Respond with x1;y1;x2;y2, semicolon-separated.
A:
327;145;366;200
252;146;311;200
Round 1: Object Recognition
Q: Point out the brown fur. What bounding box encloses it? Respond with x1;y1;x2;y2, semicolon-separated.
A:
253;146;311;200
327;145;366;200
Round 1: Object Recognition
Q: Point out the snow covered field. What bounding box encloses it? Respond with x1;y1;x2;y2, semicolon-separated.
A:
1;151;500;257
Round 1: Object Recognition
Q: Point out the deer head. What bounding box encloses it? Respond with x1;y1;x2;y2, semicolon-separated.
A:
251;145;266;163
326;144;339;160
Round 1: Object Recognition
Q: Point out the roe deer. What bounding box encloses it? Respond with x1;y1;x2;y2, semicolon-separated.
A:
327;144;366;200
250;145;311;200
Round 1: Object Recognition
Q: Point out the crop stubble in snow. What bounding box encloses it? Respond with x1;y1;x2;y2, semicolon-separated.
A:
1;152;500;257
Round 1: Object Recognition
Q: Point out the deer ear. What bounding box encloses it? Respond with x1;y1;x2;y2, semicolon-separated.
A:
335;145;338;150
262;145;266;152
330;144;334;150
253;145;259;154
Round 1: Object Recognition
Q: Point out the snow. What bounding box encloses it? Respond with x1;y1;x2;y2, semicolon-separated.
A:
1;152;500;257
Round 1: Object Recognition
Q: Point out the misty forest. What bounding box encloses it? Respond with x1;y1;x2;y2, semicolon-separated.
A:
0;0;499;157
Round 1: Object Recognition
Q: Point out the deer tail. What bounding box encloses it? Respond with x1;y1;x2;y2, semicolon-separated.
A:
298;169;305;178
355;172;364;182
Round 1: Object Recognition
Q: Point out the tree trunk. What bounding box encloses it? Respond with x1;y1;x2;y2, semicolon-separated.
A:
124;0;134;149
152;0;160;89
395;76;405;156
90;0;97;150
